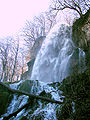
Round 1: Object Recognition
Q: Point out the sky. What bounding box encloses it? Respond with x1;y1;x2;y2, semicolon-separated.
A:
0;0;50;38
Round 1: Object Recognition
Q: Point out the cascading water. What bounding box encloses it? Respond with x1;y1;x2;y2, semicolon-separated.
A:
31;23;74;82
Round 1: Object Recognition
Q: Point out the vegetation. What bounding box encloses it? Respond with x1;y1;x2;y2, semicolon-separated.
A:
56;70;90;120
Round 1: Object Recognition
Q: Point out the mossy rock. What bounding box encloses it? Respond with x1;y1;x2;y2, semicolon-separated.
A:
0;83;13;116
0;92;13;116
19;80;40;94
72;9;90;49
19;80;34;93
72;9;90;68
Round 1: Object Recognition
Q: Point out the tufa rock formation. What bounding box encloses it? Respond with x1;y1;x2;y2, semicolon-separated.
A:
72;9;90;69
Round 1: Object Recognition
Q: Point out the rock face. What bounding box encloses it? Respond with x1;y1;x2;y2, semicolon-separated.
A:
30;36;46;59
72;9;90;68
21;36;45;80
21;59;35;80
0;83;13;116
72;9;90;51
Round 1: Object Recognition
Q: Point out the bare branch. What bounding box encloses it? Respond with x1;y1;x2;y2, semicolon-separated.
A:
51;0;89;17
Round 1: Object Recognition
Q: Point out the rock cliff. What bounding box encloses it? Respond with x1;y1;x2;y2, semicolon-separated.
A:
72;9;90;68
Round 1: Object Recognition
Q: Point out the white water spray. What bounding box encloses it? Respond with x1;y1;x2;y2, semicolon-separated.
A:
31;23;74;82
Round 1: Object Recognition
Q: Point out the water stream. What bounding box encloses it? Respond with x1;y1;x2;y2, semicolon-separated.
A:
31;23;74;82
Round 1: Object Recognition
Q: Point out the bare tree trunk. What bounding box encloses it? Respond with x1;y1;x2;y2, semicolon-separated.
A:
11;41;19;82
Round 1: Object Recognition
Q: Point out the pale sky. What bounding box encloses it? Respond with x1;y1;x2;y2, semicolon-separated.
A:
0;0;50;38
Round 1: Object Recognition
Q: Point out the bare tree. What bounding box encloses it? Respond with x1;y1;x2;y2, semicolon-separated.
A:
18;48;27;80
10;38;19;82
0;37;22;82
22;11;57;49
34;11;58;36
22;21;38;48
21;11;58;63
0;37;13;82
51;0;90;17
34;13;46;36
0;43;8;81
45;10;58;32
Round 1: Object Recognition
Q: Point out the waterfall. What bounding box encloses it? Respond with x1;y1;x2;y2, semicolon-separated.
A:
31;23;74;82
0;23;87;120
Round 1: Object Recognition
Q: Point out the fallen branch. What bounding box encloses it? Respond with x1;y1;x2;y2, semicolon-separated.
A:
0;82;62;104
